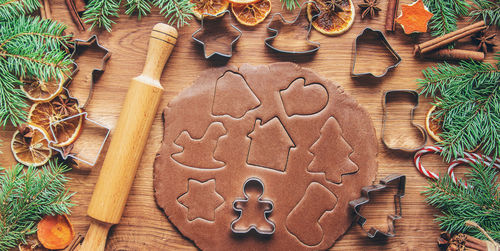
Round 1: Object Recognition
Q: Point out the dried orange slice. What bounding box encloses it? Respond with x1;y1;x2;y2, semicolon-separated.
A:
29;92;83;147
191;0;230;19
37;214;75;250
228;0;259;5
20;72;66;102
425;105;443;142
307;0;355;35
11;124;52;167
232;0;272;26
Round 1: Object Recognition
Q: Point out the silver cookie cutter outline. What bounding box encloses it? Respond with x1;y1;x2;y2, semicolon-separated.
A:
231;177;275;235
47;88;110;167
351;27;402;78
192;10;242;59
264;1;321;54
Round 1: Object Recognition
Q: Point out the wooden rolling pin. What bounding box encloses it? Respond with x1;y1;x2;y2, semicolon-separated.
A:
79;23;177;251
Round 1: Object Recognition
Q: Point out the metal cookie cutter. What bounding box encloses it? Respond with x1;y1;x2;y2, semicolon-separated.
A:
231;177;275;235
264;1;321;54
351;28;401;78
349;174;406;238
68;35;111;109
48;88;111;168
381;90;427;152
192;10;242;59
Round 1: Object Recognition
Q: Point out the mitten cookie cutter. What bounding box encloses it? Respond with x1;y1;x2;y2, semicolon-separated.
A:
349;174;406;238
67;35;111;109
264;1;321;54
381;90;427;152
192;10;242;59
351;28;401;78
231;177;275;235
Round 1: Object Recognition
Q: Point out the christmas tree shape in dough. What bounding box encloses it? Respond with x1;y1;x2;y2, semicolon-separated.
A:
172;122;227;169
177;179;224;221
307;117;358;183
212;71;260;118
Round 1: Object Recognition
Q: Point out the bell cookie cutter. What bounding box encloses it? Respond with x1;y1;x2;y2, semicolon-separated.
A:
381;90;427;152
67;35;111;109
231;177;275;235
192;10;242;59
351;28;401;78
349;174;406;238
264;1;321;54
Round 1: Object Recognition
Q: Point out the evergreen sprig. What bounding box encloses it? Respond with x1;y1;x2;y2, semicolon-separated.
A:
0;16;73;127
417;59;500;161
423;0;470;37
281;0;299;11
125;0;152;19
82;0;121;32
423;162;499;241
154;0;194;27
469;0;500;27
0;159;75;251
0;0;40;21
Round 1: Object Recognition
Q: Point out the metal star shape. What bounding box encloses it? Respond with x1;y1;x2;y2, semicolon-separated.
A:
177;179;224;221
395;0;433;34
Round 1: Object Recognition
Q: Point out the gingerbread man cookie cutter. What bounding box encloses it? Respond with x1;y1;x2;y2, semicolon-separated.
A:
349;174;406;238
231;177;275;235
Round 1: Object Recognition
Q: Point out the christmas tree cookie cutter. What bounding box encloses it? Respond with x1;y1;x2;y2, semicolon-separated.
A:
349;174;406;238
381;90;427;152
231;177;275;235
351;28;402;78
192;10;242;59
264;1;321;54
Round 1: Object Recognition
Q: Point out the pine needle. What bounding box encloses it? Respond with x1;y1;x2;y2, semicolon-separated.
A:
125;0;152;19
153;0;194;27
0;0;40;21
82;0;121;32
281;0;299;10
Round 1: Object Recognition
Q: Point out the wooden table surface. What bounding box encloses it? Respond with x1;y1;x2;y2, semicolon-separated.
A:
1;0;498;250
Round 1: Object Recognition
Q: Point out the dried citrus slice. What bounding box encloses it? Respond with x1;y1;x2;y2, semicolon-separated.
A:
232;0;272;26
11;124;52;167
37;214;75;250
29;92;83;147
20;72;66;102
191;0;230;19
307;0;355;35
228;0;259;5
425;105;443;142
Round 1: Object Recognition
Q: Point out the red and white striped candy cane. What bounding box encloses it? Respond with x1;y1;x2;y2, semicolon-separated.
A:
413;146;441;179
448;157;500;188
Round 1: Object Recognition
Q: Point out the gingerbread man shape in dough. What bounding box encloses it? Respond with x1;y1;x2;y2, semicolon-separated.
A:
231;178;275;235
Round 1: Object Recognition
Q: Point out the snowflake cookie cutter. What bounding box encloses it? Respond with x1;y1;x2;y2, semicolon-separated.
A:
381;90;427;152
192;10;242;60
231;177;275;235
264;1;321;54
349;174;406;238
351;28;402;78
67;35;111;109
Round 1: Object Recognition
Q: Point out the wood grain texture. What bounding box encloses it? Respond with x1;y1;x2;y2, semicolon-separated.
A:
0;0;497;250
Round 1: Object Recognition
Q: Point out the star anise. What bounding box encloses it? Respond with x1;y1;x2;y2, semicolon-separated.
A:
52;94;78;116
358;0;381;19
324;0;345;12
471;30;496;54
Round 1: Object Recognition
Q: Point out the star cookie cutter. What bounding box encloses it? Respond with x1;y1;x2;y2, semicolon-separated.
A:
349;174;406;238
264;1;321;54
231;177;275;235
381;90;427;152
67;35;111;109
351;28;402;78
192;10;242;59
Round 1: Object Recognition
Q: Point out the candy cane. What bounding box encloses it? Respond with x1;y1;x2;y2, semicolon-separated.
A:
413;146;441;179
448;157;500;188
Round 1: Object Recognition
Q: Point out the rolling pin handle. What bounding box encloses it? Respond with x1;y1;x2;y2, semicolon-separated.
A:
80;220;112;251
141;23;178;80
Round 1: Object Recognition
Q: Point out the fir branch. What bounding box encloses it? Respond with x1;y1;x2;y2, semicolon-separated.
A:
417;60;500;161
125;0;152;19
0;0;40;21
423;0;470;37
82;0;121;32
469;0;500;26
281;0;299;10
0;159;75;250
154;0;194;27
423;162;499;241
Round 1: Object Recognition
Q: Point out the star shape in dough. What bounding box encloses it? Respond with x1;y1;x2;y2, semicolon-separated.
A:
177;179;224;221
395;0;433;34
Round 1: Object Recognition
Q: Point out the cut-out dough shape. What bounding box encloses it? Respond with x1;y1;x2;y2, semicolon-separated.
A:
212;71;260;119
286;182;338;246
307;117;359;183
172;122;227;169
280;78;328;116
247;117;295;172
231;178;275;235
177;179;224;221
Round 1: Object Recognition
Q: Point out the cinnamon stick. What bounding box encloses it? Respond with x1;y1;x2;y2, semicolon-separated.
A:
43;0;52;19
424;49;485;61
385;0;399;31
414;21;487;55
65;0;86;31
39;0;46;19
